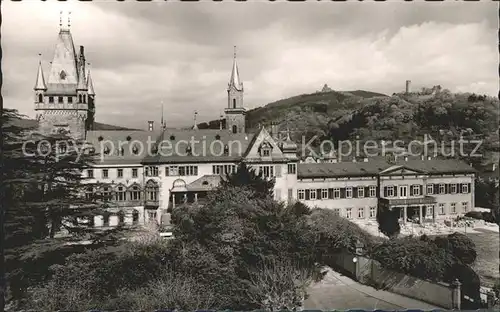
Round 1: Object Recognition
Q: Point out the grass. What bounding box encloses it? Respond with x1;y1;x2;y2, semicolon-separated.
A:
468;231;500;287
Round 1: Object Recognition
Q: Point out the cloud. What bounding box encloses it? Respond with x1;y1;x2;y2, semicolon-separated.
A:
2;1;497;130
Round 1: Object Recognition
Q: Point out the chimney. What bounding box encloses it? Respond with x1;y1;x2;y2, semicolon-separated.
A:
493;163;496;171
404;156;408;162
363;157;368;162
405;80;411;94
80;46;84;57
427;156;432;160
148;121;154;132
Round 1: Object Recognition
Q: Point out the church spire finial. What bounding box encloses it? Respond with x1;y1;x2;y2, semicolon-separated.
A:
193;111;198;130
234;45;236;60
68;11;71;29
59;11;63;30
161;100;166;130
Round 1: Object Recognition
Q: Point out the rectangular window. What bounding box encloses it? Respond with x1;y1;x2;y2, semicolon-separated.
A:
132;168;138;178
450;184;457;194
288;189;293;201
179;166;185;176
87;169;94;178
439;184;445;194
117;169;123;178
427;205;434;217
287;163;296;174
358;187;365;198
461;183;469;193
102;169;108;179
346;208;352;219
145;166;159;177
358;207;365;219
58;96;63;103
263;149;270;157
49;96;54;103
310;189;317;200
399;185;408;197
333;208;340;216
68;96;73;104
439;203;445;215
387;186;394;197
451;203;456;214
298;189;305;200
346;187;353;198
411;185;420;196
333;188;340;199
321;189;328;200
427;184;434;195
462;202;468;212
258;165;275;178
369;186;376;197
369;207;376;218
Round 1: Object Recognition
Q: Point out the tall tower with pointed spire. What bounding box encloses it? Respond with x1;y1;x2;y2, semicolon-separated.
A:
34;13;95;140
224;46;246;134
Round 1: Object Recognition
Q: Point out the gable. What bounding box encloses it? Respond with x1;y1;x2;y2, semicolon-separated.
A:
380;165;425;176
244;127;286;162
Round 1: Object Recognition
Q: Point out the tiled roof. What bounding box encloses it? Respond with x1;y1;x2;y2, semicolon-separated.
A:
143;129;256;164
86;130;161;165
47;30;78;87
186;175;222;192
298;157;476;178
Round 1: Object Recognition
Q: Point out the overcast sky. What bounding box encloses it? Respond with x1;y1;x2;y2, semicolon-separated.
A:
3;1;498;130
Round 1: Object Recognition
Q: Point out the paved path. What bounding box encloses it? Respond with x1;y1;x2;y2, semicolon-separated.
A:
304;268;442;310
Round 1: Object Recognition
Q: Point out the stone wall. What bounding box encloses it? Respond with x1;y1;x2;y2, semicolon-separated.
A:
332;248;460;309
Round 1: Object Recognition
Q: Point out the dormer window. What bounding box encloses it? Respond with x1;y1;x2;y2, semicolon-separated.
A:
132;145;139;155
186;145;192;156
223;145;229;155
59;70;67;80
151;143;158;155
259;141;272;157
103;146;110;155
118;147;125;156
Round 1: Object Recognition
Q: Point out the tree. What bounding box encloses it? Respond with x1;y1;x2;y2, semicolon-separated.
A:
244;258;315;311
2;109;124;303
433;233;477;265
376;207;401;238
220;162;275;199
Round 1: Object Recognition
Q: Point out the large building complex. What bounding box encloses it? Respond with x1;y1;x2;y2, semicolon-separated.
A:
32;24;476;228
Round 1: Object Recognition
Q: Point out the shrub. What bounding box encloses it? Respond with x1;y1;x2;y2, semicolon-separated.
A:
376;207;401;238
308;208;378;260
432;232;477;265
370;237;454;282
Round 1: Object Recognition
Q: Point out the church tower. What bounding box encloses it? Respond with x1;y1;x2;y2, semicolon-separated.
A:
224;46;246;134
34;14;94;140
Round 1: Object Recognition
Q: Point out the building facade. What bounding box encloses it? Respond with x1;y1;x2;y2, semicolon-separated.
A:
33;25;476;228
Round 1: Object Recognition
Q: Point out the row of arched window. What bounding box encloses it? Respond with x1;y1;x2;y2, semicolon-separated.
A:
84;180;159;202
